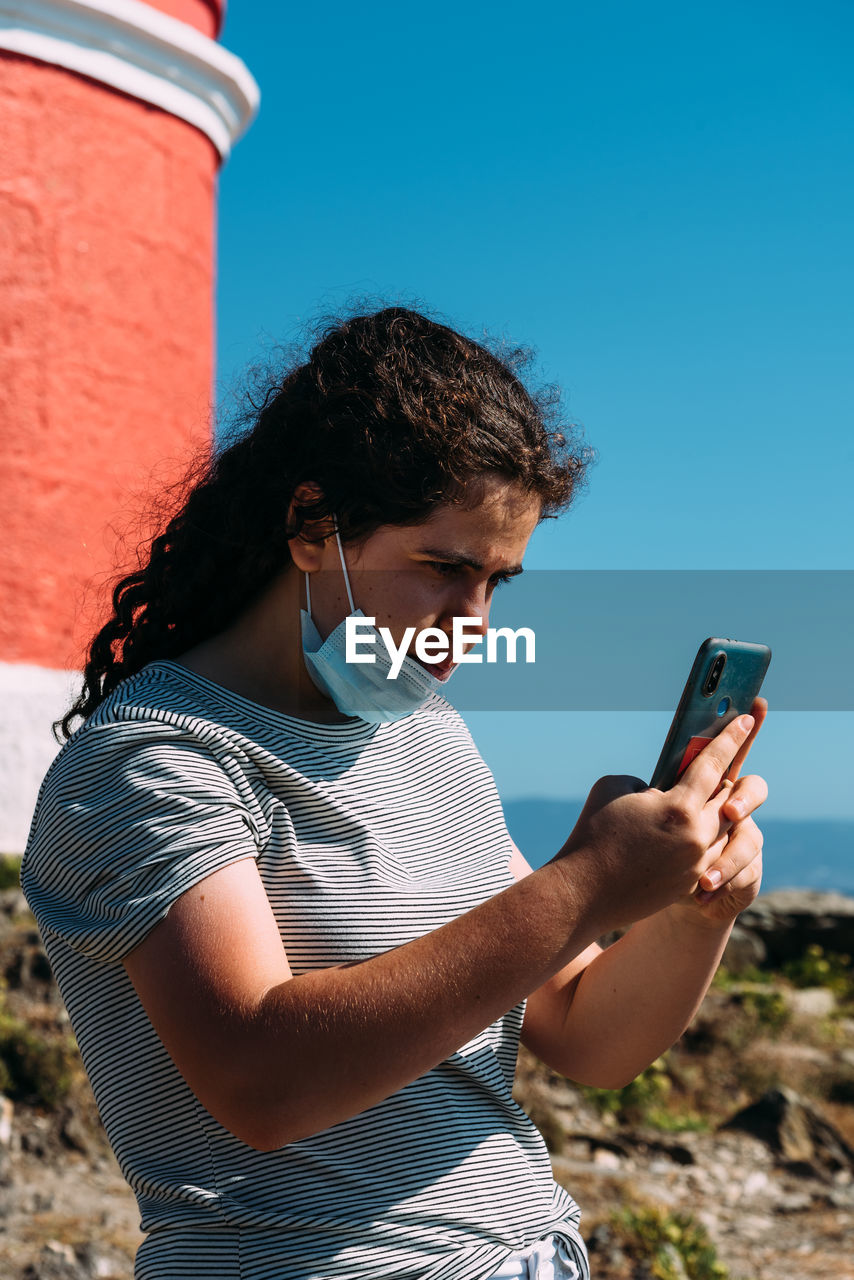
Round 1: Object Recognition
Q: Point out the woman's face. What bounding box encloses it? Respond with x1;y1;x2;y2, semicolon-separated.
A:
309;475;542;682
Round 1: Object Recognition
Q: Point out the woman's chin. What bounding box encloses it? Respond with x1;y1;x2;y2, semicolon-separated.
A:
411;655;456;682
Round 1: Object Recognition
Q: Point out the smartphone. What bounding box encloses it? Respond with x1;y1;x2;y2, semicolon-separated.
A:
649;637;772;791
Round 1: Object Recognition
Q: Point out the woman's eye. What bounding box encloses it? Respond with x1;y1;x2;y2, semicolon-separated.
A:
428;562;517;587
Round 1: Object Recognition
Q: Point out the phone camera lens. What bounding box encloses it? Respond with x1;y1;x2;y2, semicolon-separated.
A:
703;652;727;696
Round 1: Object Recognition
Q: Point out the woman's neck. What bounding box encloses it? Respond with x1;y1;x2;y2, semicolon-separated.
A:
174;570;354;724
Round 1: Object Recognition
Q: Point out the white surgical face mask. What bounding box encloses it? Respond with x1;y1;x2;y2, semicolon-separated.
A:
299;521;450;723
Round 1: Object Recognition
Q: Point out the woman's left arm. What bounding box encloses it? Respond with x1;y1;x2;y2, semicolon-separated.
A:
515;704;767;1088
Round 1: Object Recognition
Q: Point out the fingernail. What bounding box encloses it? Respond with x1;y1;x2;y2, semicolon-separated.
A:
739;715;755;732
702;869;723;890
728;798;747;818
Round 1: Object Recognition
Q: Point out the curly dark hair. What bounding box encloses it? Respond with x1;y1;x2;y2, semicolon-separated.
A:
57;304;593;739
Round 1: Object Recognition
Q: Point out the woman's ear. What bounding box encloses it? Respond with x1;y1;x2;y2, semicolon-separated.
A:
287;482;334;573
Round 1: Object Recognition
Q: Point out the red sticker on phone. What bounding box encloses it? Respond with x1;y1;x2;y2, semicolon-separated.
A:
677;736;714;777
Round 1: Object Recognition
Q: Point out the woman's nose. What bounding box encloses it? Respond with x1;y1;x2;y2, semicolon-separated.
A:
438;584;491;638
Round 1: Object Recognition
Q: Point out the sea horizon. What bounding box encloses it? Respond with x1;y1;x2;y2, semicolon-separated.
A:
503;798;854;898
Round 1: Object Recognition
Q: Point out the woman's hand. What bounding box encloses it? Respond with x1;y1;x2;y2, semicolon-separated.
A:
553;699;769;936
674;810;764;924
523;699;769;1084
670;696;768;927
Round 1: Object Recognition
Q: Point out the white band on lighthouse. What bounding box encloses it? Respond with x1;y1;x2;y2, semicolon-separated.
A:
0;0;259;158
0;662;81;852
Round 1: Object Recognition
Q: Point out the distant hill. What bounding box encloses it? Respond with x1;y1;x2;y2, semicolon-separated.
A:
503;799;854;896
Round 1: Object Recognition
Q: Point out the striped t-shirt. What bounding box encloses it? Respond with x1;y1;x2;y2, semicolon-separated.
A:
21;660;589;1280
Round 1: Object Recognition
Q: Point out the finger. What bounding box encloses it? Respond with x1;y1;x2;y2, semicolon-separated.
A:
701;774;765;855
695;849;764;906
720;772;768;823
695;830;731;888
673;714;755;804
711;776;735;802
709;778;736;838
726;697;768;782
697;816;764;894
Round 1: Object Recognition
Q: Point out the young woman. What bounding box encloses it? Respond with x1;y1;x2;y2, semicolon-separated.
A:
21;307;767;1280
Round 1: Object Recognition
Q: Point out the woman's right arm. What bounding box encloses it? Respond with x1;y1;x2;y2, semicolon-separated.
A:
123;851;601;1150
122;715;757;1152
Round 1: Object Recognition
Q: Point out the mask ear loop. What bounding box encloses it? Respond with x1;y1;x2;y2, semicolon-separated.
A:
304;517;356;619
333;526;356;614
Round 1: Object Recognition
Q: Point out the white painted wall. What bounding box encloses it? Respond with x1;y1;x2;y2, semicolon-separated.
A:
0;663;81;853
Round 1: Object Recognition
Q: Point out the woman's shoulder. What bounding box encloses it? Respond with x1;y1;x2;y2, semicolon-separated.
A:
78;660;220;733
55;660;267;768
33;662;259;829
21;666;265;965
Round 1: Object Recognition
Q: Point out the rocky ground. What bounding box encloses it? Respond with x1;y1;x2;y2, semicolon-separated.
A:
515;1044;854;1280
1;879;853;1280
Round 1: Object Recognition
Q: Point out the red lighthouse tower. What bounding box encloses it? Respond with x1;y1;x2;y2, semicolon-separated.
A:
0;0;259;849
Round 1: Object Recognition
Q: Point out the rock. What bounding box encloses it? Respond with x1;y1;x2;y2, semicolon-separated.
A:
46;1242;77;1265
21;1129;48;1158
739;890;854;967
786;986;838;1019
21;1241;89;1279
592;1147;622;1170
0;1095;13;1145
60;1106;94;1156
619;1133;696;1166
738;1039;837;1099
586;1222;629;1271
75;1243;115;1279
722;922;767;972
774;1190;814;1212
0;887;28;919
2;935;55;992
742;1169;771;1196
722;1087;854;1176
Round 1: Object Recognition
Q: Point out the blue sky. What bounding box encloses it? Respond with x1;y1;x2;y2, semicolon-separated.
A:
214;1;853;819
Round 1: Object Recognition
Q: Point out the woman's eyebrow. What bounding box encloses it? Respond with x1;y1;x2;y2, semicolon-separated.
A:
415;546;525;576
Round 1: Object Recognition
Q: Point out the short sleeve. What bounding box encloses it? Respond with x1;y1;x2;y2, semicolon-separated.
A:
20;722;261;963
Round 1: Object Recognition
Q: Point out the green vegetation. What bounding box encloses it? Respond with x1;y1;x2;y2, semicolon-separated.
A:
581;1055;711;1132
0;993;77;1108
782;945;854;1002
582;1057;669;1124
712;963;775;990
641;1106;710;1134
714;945;854;1006
0;853;23;891
611;1205;730;1280
738;987;790;1033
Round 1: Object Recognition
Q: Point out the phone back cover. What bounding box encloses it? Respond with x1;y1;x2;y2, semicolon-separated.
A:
650;638;771;790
